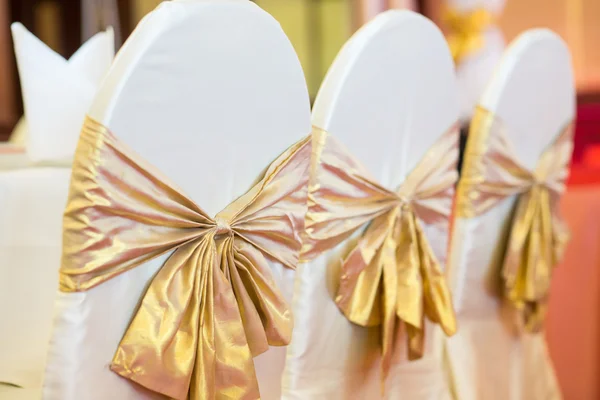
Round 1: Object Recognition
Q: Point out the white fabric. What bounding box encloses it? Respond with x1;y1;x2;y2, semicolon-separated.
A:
11;22;114;163
447;0;506;122
282;10;459;399
42;1;311;399
0;169;71;387
446;29;575;400
0;385;42;400
0;26;114;391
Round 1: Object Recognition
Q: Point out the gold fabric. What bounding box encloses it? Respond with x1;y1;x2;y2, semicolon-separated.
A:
456;107;573;333
444;8;495;64
302;126;459;382
59;117;312;400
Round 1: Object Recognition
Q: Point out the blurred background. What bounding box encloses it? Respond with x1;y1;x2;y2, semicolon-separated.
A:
0;0;599;140
0;0;599;398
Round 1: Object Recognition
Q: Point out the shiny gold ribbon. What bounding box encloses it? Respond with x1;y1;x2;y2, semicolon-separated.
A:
456;107;573;333
302;126;459;381
59;117;312;400
444;7;495;64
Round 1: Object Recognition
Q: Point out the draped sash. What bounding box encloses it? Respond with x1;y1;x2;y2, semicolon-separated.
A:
59;117;312;400
456;107;573;333
301;126;459;381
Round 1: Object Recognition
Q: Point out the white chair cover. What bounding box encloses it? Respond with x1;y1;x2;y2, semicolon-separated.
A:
0;24;114;398
42;1;310;399
447;0;506;122
446;29;575;400
282;10;459;399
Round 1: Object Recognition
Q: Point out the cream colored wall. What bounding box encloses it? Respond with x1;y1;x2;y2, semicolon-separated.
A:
256;0;352;99
316;1;353;90
500;0;599;91
255;0;313;92
131;0;161;26
388;0;417;9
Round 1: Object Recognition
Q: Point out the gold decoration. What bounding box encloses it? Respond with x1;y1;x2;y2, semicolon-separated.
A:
302;126;459;383
456;107;573;332
60;117;312;399
444;8;496;64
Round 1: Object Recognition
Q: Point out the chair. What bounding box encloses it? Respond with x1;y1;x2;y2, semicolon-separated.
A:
446;29;575;400
282;10;459;399
42;1;311;399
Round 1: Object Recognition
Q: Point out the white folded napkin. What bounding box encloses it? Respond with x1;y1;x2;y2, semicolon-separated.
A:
10;22;114;164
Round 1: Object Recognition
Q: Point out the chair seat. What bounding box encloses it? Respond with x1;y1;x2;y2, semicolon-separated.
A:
0;385;41;400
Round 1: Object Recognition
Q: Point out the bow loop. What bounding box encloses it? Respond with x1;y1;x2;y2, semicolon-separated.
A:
457;107;573;333
336;211;398;327
60;117;311;399
304;126;459;384
213;217;233;236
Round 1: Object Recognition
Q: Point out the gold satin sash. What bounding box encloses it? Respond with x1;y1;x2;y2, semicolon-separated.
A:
59;117;312;400
302;126;459;381
444;8;495;64
456;107;573;333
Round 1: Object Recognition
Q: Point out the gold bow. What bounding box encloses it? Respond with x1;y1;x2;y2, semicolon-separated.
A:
302;127;458;381
59;117;312;400
456;107;573;333
444;8;495;64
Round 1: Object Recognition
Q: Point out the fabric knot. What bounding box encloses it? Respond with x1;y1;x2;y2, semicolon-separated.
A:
397;195;411;211
532;172;549;188
214;218;232;236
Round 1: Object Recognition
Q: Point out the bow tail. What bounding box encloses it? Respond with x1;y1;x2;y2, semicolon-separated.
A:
111;240;208;400
380;226;400;380
414;218;457;337
503;187;561;332
394;211;426;360
551;202;570;266
336;215;392;327
231;242;294;350
196;239;260;400
110;236;262;400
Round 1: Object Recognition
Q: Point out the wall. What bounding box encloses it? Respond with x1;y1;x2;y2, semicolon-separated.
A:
501;0;599;92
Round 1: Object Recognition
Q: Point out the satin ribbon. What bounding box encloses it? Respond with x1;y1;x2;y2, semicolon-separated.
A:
444;7;495;64
302;126;459;382
456;107;573;333
59;117;312;400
